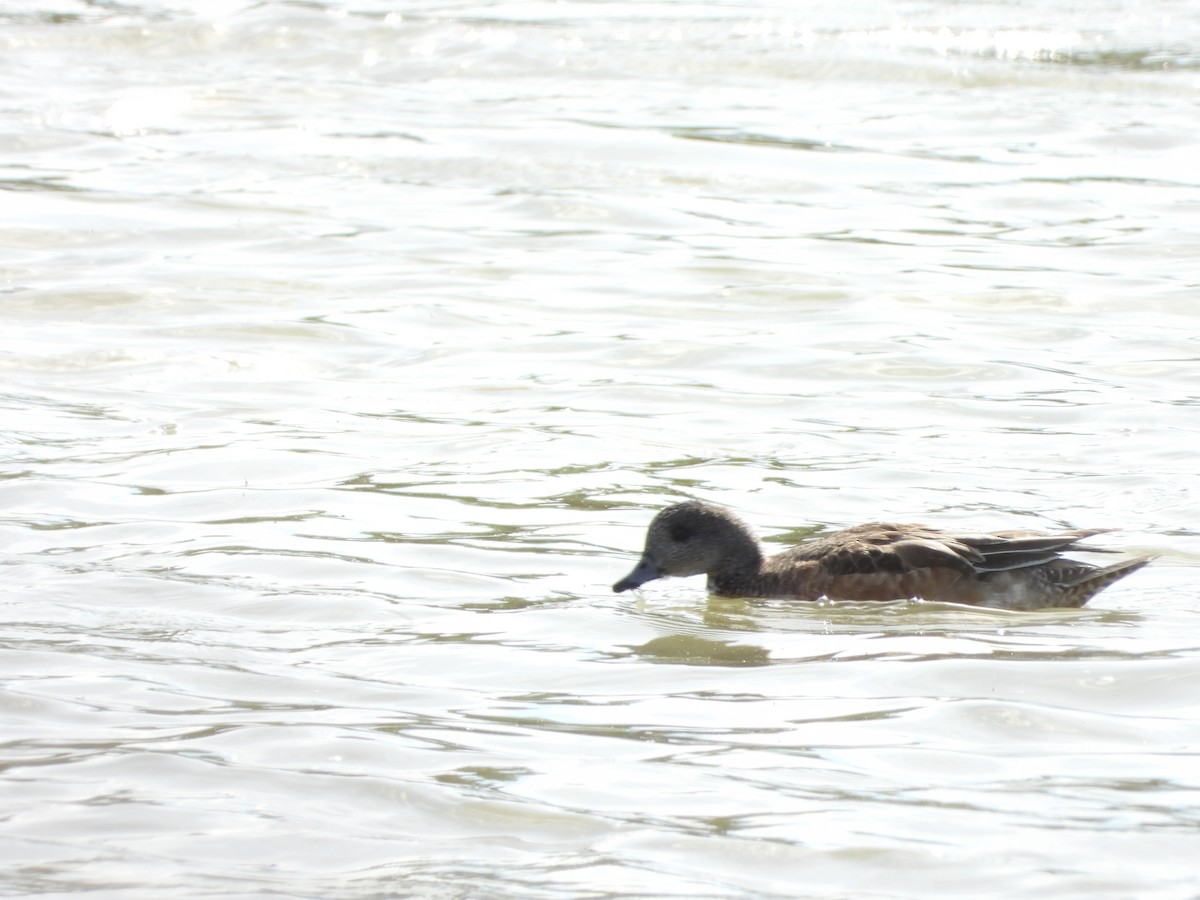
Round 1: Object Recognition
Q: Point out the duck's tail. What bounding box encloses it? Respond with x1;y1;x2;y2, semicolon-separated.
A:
1055;555;1155;607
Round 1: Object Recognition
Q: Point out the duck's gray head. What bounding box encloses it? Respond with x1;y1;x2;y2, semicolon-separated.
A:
612;500;762;592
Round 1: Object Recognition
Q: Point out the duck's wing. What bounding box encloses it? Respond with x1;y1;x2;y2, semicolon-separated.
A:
779;523;1115;578
951;528;1117;572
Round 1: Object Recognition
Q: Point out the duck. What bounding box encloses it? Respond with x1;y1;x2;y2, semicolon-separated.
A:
612;500;1151;610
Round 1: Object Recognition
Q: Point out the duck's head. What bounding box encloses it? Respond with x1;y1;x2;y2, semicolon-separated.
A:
612;500;761;592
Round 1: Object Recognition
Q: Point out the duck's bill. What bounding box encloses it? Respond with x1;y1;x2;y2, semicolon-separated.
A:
613;556;660;592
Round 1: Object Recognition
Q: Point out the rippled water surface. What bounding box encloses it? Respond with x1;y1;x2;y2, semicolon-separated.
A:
3;0;1199;897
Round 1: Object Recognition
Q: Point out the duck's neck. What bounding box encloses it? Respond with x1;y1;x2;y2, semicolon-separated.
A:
706;534;766;595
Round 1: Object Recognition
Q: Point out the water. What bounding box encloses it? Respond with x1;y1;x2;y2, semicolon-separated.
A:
2;1;1199;897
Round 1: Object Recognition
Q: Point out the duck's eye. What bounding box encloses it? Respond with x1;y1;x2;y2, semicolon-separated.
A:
669;523;696;542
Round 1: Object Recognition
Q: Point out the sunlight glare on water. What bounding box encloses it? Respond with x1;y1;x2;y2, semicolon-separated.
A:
1;0;1199;897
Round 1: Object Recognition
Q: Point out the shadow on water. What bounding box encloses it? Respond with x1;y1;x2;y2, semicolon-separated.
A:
605;592;1155;667
620;633;773;667
698;594;1145;634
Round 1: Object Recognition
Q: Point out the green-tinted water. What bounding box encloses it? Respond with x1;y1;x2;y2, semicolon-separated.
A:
2;1;1197;897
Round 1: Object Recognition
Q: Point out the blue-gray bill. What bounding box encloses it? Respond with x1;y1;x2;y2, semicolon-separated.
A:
613;556;659;593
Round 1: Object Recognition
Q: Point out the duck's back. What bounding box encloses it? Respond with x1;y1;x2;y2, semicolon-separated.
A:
742;523;1149;609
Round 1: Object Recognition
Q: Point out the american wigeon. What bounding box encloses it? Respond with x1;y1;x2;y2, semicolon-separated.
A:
612;500;1151;610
